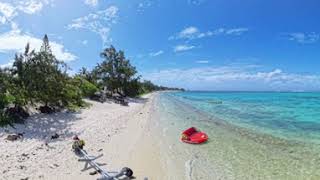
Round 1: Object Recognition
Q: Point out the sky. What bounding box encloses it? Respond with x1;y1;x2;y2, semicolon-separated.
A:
0;0;319;91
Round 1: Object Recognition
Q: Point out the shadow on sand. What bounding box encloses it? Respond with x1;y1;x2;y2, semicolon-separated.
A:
1;111;81;142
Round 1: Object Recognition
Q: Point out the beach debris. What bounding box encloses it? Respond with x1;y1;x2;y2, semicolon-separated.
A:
20;177;29;180
21;153;29;157
98;148;103;152
5;134;23;141
51;133;60;139
49;163;59;169
72;135;85;150
72;136;134;179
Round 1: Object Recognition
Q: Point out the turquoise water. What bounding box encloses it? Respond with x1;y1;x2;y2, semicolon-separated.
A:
169;91;320;143
155;92;320;179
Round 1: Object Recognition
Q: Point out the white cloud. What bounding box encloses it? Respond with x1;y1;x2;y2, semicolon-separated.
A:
287;32;319;44
17;0;49;14
170;26;249;40
84;0;98;7
0;2;17;20
0;0;52;34
0;60;14;69
149;50;164;57
179;26;199;38
226;28;249;35
137;0;154;12
67;6;119;46
143;65;320;91
0;30;77;62
174;45;195;52
196;60;209;64
0;0;51;18
188;0;206;5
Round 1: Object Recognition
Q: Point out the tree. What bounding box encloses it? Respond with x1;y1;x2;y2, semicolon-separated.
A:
20;35;67;109
11;35;85;112
0;69;15;125
78;67;99;86
95;46;138;97
11;43;35;107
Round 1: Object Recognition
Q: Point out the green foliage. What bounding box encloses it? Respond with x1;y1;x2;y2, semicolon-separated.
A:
78;67;99;87
0;35;89;125
95;46;138;97
123;78;143;97
0;70;14;126
61;79;84;111
75;77;99;98
0;39;184;126
23;42;68;107
83;45;184;98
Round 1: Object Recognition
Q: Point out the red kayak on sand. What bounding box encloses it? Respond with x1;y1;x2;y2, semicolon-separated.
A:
181;127;208;144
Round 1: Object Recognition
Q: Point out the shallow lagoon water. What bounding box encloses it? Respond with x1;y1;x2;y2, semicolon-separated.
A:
170;92;320;143
155;92;320;180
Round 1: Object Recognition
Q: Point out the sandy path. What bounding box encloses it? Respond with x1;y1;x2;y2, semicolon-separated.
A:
0;93;162;180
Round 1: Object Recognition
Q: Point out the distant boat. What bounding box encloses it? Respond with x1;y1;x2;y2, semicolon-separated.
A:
181;127;208;144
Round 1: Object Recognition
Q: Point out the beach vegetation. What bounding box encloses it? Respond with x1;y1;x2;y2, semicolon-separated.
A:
0;35;184;126
94;46;139;97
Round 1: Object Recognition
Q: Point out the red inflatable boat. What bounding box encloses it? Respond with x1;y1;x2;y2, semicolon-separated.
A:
181;127;208;144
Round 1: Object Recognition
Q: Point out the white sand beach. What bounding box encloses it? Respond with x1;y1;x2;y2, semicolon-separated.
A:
0;93;164;180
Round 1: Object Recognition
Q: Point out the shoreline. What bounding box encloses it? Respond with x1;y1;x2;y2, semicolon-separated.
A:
2;91;320;179
158;92;320;179
0;93;163;180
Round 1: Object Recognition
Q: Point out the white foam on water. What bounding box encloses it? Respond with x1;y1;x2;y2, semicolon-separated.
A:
185;158;195;180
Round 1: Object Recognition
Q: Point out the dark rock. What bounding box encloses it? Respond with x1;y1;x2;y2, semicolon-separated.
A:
5;134;22;141
51;133;59;139
20;178;28;180
39;106;55;114
90;91;106;103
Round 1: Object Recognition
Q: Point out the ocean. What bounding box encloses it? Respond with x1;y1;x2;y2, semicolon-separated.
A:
155;91;320;179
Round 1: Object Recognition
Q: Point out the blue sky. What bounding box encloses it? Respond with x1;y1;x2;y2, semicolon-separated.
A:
0;0;319;91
